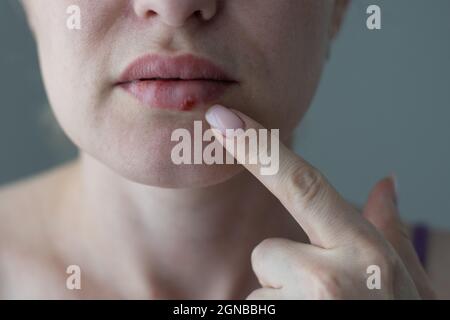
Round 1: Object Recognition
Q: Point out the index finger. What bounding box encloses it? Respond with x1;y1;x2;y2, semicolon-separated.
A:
205;105;369;248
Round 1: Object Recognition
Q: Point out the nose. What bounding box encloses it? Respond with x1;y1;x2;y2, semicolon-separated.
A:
133;0;218;27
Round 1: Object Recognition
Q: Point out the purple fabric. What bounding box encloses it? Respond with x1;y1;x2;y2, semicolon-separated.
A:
412;224;429;269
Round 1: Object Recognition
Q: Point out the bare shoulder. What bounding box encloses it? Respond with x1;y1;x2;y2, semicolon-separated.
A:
0;160;80;298
0;159;80;242
427;228;450;299
0;160;79;221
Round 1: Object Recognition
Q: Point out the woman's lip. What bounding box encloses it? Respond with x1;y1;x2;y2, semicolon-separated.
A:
120;79;234;111
117;54;237;111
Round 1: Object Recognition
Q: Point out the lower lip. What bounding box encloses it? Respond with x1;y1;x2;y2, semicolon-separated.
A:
120;80;235;111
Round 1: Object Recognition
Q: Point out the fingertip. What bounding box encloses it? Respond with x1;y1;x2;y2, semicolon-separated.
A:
369;175;398;207
205;104;245;136
389;173;399;206
364;175;399;219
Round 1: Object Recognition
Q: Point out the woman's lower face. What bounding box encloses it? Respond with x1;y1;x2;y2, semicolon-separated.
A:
24;0;338;188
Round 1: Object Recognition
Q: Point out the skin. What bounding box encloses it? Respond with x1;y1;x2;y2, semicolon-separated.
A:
0;0;448;299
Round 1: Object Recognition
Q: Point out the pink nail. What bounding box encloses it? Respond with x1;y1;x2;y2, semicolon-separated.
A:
205;105;245;136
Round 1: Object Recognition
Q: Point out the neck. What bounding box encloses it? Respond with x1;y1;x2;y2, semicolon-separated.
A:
61;152;303;299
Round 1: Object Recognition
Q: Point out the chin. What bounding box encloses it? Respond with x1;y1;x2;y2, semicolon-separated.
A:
65;98;248;188
104;154;244;189
80;126;245;188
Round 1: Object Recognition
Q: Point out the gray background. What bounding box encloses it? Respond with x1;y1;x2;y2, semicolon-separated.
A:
1;1;449;228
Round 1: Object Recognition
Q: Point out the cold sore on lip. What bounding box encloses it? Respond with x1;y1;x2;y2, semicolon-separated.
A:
118;54;237;111
121;78;234;111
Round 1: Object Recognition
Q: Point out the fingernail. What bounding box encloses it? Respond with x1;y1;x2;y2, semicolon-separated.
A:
389;173;399;206
205;105;245;136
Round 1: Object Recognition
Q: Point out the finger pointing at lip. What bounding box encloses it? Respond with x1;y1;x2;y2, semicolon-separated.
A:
205;105;372;248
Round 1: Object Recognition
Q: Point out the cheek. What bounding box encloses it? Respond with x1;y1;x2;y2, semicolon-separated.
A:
32;1;123;144
228;0;330;134
31;0;125;88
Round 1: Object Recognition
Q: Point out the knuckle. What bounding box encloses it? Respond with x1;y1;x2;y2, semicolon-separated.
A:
286;165;325;208
251;238;281;266
290;254;307;272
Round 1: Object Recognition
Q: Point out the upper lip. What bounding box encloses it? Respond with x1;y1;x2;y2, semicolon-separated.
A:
118;53;237;84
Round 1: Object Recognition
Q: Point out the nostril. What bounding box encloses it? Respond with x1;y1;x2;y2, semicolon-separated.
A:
144;10;157;18
194;10;203;19
195;10;213;21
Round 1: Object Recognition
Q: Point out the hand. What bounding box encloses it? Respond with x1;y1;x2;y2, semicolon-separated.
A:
205;105;436;300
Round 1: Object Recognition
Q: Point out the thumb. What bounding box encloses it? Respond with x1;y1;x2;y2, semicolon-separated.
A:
363;176;436;299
